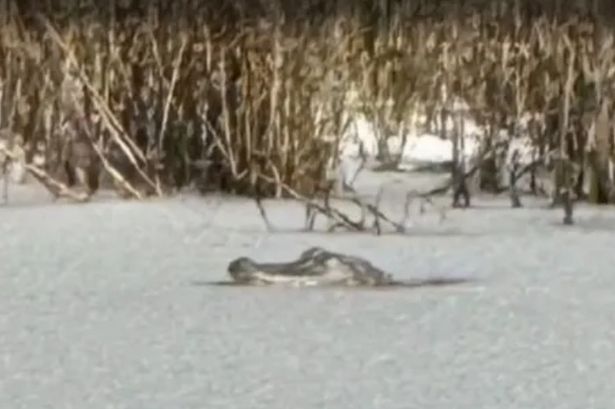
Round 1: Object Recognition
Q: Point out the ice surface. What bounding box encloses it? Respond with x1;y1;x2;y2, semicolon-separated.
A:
1;174;615;409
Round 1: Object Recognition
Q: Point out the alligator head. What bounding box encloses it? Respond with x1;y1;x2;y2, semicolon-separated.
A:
227;247;395;287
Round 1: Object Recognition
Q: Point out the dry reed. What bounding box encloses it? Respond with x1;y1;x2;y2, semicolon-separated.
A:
0;0;613;209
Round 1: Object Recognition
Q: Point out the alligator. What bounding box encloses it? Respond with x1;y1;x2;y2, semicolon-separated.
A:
226;247;471;288
227;247;395;287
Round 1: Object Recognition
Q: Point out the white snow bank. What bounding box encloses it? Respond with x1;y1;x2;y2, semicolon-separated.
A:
392;133;481;165
337;114;381;158
335;110;540;172
337;112;482;166
506;136;538;167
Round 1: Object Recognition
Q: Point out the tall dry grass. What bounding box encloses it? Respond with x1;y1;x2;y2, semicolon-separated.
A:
0;0;614;203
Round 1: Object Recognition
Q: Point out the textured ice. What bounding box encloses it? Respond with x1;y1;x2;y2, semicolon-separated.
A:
1;175;615;409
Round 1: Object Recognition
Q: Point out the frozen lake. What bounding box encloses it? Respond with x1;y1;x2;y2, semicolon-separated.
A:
1;178;615;409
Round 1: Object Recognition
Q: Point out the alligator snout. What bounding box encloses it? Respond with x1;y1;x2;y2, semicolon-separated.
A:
227;257;259;283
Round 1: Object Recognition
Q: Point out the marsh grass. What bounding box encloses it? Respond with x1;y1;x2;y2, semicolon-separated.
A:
0;0;613;205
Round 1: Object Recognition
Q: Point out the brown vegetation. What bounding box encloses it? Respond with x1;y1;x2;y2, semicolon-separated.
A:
0;1;614;226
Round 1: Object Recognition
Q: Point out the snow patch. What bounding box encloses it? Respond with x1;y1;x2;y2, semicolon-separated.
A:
335;109;542;174
337;112;483;167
